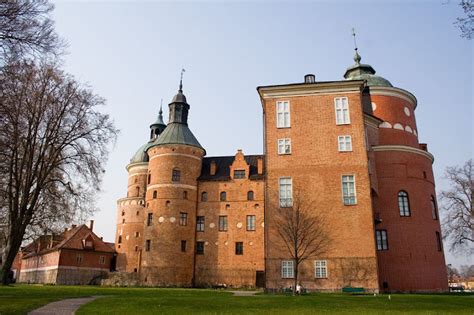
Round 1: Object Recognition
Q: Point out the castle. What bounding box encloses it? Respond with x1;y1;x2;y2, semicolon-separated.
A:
115;49;448;292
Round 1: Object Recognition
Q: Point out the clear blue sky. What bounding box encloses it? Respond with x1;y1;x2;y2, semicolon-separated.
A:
52;0;472;267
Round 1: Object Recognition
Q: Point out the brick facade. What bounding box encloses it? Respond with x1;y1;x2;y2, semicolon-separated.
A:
115;60;448;292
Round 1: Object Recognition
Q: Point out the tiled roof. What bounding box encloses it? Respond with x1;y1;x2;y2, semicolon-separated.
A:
22;225;115;258
199;155;264;181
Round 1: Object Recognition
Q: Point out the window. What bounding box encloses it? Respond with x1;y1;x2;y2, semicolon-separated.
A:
247;191;254;201
196;216;205;232
118;235;122;244
375;230;388;251
180;212;188;226
181;240;187;252
145;240;151;251
220;191;227;201
76;254;83;263
234;170;246;179
135;246;138;252
136;186;140;196
246;215;256;231
338;136;352;152
235;242;243;255
201;192;208;202
99;256;106;265
172;168;181;182
281;260;294;278
135;232;140;238
436;232;442;251
278;138;291;154
153;190;157;199
218;216;228;231
147;173;151;184
276;101;290;128
147;213;153;226
398;191;410;216
196;241;204;255
183;191;187;199
342;175;357;205
335;97;350;125
279;177;293;207
315;260;328;278
431;195;438;220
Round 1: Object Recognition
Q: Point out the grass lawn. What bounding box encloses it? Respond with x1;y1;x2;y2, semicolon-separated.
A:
0;285;472;315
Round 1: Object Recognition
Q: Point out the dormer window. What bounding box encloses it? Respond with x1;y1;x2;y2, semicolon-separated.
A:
234;170;245;179
82;235;94;249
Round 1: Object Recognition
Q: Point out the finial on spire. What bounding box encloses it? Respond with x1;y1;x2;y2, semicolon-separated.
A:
159;98;163;115
351;28;362;65
179;68;185;92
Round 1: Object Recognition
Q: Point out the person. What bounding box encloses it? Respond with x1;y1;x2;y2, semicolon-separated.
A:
296;283;302;295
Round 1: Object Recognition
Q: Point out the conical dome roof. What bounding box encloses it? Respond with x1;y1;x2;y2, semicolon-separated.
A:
344;50;393;87
130;141;154;164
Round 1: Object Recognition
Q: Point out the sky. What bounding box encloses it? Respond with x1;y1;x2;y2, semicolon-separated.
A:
51;0;472;267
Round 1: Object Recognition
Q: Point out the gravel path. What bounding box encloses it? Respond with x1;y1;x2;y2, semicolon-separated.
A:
28;296;101;315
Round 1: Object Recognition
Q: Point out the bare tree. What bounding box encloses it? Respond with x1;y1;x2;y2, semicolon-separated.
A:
446;264;460;283
0;60;118;284
455;0;474;39
275;194;332;293
459;264;474;278
440;159;473;255
339;257;376;288
0;0;63;61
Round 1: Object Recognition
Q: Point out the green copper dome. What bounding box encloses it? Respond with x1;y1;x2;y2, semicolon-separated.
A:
130;141;154;164
344;50;393;87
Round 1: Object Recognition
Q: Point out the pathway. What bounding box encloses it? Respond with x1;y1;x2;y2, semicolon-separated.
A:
28;296;101;315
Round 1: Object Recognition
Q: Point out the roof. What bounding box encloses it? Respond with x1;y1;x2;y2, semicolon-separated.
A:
130;141;154;164
343;51;393;87
22;225;115;259
152;123;204;151
199;155;264;181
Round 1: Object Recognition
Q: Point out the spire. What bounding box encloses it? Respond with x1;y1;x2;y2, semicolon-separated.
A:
352;28;361;65
179;68;185;92
149;98;167;140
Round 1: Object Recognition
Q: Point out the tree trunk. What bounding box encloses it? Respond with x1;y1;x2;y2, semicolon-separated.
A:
1;223;26;285
294;262;298;296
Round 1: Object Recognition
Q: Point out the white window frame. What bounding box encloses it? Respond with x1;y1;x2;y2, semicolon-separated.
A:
281;260;294;278
314;260;328;279
246;215;256;231
376;230;388;250
276;101;290;128
278;138;292;155
341;175;357;205
279;177;293;208
338;135;352;152
334;97;350;125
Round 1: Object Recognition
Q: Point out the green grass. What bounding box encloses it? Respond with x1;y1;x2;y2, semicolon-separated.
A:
0;285;472;315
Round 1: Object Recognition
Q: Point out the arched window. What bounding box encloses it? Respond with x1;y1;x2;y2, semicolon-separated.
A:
220;191;227;201
201;192;208;202
147;173;151;184
183;191;188;199
247;191;254;201
431;195;438;220
172;168;181;182
398;191;410;217
153;190;157;199
118;235;122;244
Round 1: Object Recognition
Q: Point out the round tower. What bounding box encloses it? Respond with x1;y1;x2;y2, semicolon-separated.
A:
141;80;205;286
115;108;166;273
345;51;448;292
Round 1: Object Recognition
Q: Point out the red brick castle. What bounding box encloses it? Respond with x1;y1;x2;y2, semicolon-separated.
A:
115;50;448;292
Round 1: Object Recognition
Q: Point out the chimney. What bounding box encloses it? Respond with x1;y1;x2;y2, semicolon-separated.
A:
257;157;263;175
71;224;77;229
304;74;315;83
210;161;217;176
89;220;94;232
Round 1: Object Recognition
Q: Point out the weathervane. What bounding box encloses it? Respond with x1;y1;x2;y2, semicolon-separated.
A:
179;68;185;91
351;28;361;65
